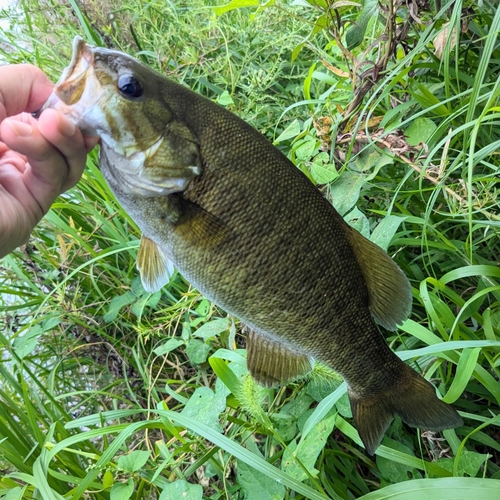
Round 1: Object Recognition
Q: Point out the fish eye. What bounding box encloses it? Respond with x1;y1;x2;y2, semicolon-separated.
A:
117;74;144;99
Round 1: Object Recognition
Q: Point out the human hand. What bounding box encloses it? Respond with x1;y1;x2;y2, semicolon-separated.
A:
0;64;99;258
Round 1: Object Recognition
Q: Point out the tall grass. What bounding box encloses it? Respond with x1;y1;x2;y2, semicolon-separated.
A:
0;0;499;499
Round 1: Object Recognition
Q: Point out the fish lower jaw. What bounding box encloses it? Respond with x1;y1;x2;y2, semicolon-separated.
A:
128;178;192;197
107;166;191;197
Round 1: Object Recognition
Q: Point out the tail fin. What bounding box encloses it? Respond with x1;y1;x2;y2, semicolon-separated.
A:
349;365;463;455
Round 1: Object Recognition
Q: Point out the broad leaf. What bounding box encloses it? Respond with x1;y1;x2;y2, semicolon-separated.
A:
370;215;407;251
405;117;438;146
330;171;365;216
237;461;286;499
117;450;151;473
159;480;202;500
282;413;336;481
181;387;226;432
110;479;134;500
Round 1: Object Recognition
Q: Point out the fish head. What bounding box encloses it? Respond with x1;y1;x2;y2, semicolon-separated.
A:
44;36;201;196
48;36;167;149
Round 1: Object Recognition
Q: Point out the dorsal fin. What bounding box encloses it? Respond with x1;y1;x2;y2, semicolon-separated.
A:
246;330;313;388
344;224;412;330
137;235;175;293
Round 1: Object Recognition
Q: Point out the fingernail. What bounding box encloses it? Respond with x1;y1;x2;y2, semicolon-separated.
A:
6;120;33;137
58;115;76;137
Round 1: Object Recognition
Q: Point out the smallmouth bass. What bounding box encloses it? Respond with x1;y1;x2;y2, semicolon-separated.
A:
43;36;462;454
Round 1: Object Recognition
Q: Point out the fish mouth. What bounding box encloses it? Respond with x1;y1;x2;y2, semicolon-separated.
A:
53;36;94;105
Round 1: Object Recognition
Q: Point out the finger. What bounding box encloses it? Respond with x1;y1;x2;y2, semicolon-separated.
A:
1;109;97;194
0;149;27;172
38;109;100;180
0;115;71;212
0;64;54;121
38;109;99;190
37;108;90;190
84;135;100;153
0;129;29;172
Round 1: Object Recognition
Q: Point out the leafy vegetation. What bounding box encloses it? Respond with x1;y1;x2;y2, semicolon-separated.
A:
0;0;499;499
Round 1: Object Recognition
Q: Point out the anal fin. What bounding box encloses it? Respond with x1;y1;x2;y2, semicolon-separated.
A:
246;330;313;388
137;235;175;293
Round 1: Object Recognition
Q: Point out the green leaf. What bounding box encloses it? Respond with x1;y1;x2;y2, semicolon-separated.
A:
442;348;481;404
302;383;346;440
195;299;211;317
370;215;407;251
408;81;450;116
13;325;43;359
345;0;377;50
213;0;261;15
295;137;318;160
310;152;339;184
358;478;500;499
110;478;134;500
181;387;226;433
377;437;419;483
2;487;26;500
436;450;490;478
405;117;438;146
440;265;500;285
216;90;234;106
185;339;211;364
117;450;151;473
237;461;286;499
210;354;245;396
351;146;393;181
153;338;184;356
329;171;365;216
331;0;361;7
159;480;203;500
102;470;114;489
103;291;136;323
146;290;162;308
272;392;314;441
274;119;301;143
193;318;230;340
131;290;161;317
345;207;370;238
42;317;61;331
282;412;336;481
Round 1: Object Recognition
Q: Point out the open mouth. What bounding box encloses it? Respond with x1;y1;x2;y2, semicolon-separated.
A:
57;36;92;84
53;36;94;105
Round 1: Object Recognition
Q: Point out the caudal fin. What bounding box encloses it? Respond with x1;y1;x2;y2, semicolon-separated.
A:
349;365;463;455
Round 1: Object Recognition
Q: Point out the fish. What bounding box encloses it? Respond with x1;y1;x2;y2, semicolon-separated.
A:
43;36;463;454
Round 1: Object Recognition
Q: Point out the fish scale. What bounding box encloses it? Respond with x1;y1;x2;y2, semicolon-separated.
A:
43;36;463;454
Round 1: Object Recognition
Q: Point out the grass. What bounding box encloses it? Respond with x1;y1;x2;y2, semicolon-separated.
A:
0;0;499;499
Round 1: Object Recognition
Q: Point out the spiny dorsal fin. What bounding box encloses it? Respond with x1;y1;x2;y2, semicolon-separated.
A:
344;224;412;331
246;330;313;388
137;235;175;293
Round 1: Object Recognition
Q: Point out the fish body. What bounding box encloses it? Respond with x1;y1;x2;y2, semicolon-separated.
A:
45;37;462;453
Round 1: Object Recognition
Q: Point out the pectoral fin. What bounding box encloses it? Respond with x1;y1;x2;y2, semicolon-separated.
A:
246;330;313;388
137;235;175;293
170;194;234;248
344;224;412;331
